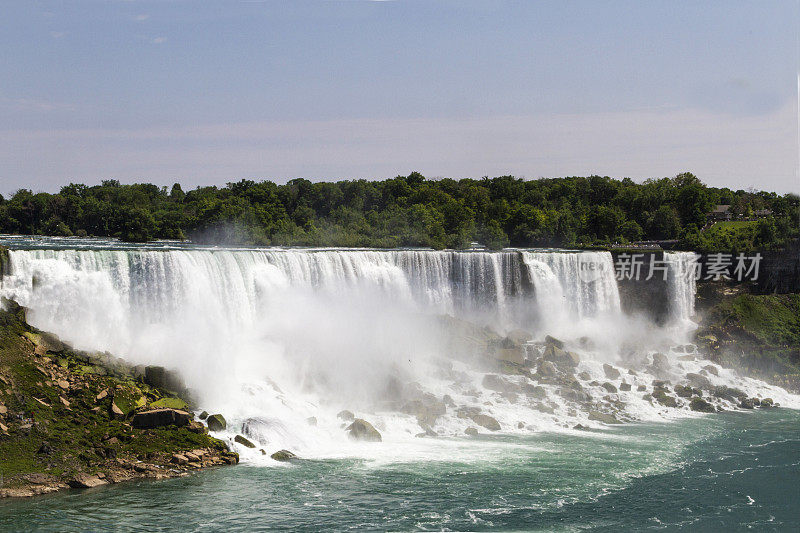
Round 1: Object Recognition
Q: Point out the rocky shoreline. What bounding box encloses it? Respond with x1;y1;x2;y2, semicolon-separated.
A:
0;299;238;499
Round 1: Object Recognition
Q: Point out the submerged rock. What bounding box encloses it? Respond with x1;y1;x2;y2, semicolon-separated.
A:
206;413;227;432
346;419;382;442
270;449;298;462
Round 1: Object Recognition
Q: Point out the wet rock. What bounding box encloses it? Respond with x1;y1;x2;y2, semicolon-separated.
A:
619;382;631;392
143;365;185;393
603;364;621;380
712;386;747;402
543;345;580;370
464;427;479;436
588;410;620;424
482;374;519;393
470;414;501;431
132;408;192;429
199;411;209;420
636;384;647;392
760;398;774;408
187;420;206;434
337;410;355;422
401;394;447;427
206;413;227;431
270;449;298;461
674;385;696;398
702;365;719;376
652;389;678;408
415;426;437;438
234;434;256;448
523;384;547;399
537;360;558;378
558;387;592;403
442;394;456;408
685;373;712;391
578;371;591;381
690;397;715;413
533;402;555;414
68;473;107;489
544;335;565;349
601;382;618;394
306;416;317;426
651;352;670;372
494;347;526;366
738;398;756;409
506;329;533;345
346;419;382;442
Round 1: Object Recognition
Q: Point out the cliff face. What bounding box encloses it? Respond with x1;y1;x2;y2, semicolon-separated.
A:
610;251;670;325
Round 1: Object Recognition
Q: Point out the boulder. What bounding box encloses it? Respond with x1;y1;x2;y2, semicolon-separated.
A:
543;345;580;370
143;365;185;393
685;373;712;391
270;449;298;462
199;411;209;420
578;371;591;381
588;410;620;424
690;397;715;413
306;416;318;426
652;389;678;408
506;329;533;345
337;410;355;422
494;347;525;366
738;398;756;409
619;382;631;392
523;384;547;399
651;352;670;371
464;427;479;436
603;364;621;380
601;382;618;393
482;374;518;393
537;360;558;378
401;395;447;427
131;408;192;429
702;365;719;376
234;434;256;448
711;386;747;402
470;414;501;431
346;419;382;442
171;454;189;465
206;413;226;431
760;398;774;408
68;473;107;489
558;387;592;403
544;335;565;349
674;385;695;398
637;385;647;392
110;402;125;420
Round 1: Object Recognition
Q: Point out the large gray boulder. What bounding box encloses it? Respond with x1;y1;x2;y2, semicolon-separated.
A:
206;413;227;432
470;414;501;431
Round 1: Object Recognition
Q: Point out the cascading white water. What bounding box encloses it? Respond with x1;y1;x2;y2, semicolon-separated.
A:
664;251;700;325
1;243;795;462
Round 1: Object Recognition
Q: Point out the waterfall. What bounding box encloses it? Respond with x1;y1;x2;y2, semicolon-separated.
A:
664;251;699;324
6;242;773;459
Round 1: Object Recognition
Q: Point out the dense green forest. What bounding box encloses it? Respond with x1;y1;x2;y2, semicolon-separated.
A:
0;172;797;250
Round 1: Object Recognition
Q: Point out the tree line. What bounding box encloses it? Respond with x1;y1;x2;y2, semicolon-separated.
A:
0;172;797;251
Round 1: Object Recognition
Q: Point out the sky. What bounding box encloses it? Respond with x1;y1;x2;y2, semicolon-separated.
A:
0;0;798;195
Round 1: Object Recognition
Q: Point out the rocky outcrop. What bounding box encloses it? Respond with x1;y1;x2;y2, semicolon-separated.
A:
131;408;192;429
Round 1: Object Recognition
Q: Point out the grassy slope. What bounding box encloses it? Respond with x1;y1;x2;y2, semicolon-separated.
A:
696;293;800;390
0;300;230;488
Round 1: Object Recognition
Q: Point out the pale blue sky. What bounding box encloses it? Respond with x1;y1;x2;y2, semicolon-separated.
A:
1;0;798;194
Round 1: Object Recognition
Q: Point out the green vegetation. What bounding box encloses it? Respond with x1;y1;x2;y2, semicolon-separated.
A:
0;172;797;250
696;294;800;391
0;300;230;489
